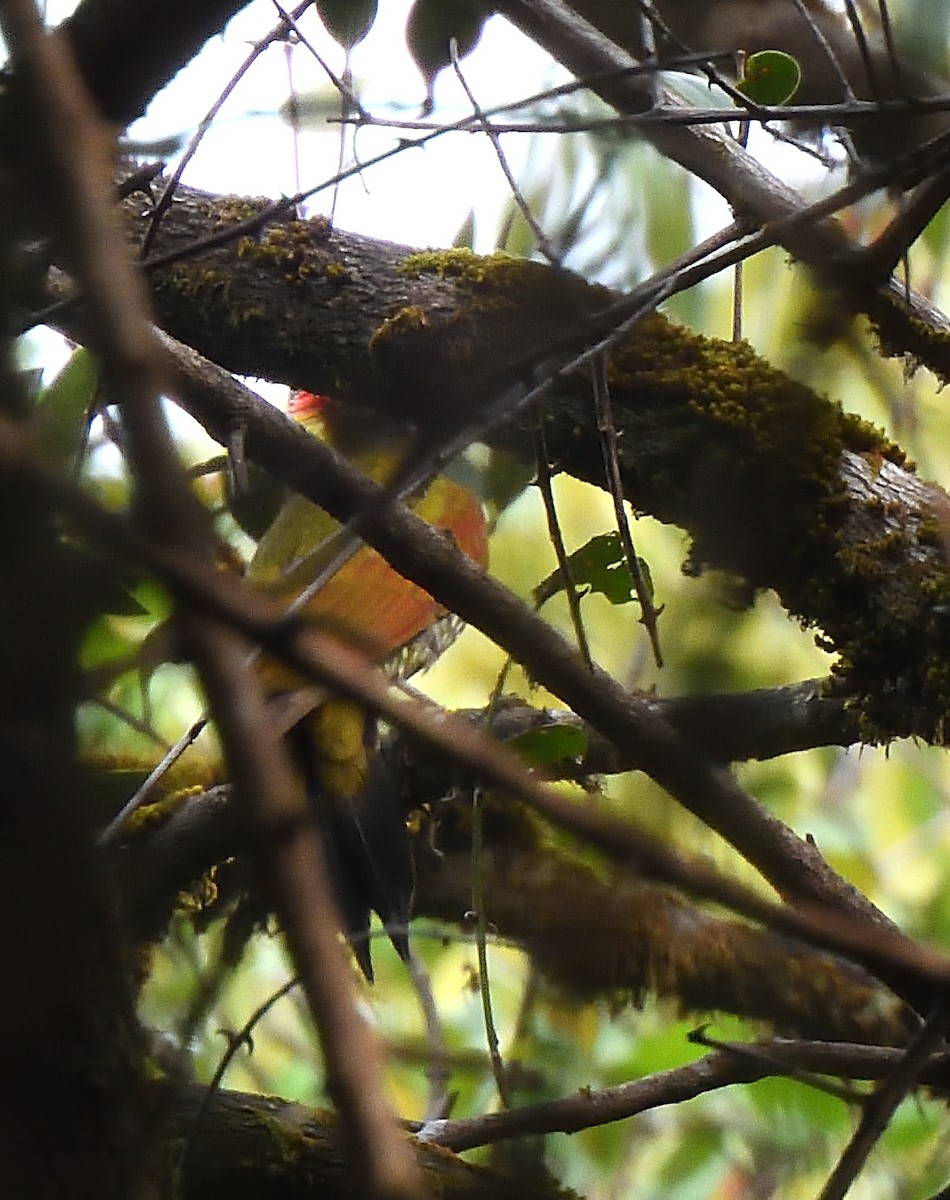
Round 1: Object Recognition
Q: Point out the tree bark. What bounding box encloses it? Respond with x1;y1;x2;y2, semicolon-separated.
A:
164;1082;579;1200
116;181;950;742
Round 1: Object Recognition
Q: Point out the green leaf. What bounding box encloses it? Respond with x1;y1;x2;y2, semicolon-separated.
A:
34;346;98;470
316;0;378;51
508;722;588;767
405;0;487;112
453;208;475;251
736;50;802;106
533;532;653;608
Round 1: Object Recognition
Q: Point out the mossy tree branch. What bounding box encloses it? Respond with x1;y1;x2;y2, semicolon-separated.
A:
116;780;913;1048
161;1082;581;1200
117;182;950;741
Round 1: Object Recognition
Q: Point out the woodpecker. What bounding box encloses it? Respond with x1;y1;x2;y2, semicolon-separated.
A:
247;391;488;977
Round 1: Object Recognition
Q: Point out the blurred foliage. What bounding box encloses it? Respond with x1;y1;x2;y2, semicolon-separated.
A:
29;0;950;1197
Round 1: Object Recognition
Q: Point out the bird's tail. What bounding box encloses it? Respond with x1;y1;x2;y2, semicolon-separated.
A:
289;712;415;981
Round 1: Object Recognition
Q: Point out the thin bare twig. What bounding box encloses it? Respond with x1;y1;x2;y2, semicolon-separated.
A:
406;953;452;1123
450;38;559;265
417;1048;782;1151
471;784;513;1109
534;425;594;669
178;975;300;1174
790;0;858;103
818;1000;950;1200
842;0;882;103
98;716;210;847
591;355;663;667
687;1027;866;1104
140;1;317;260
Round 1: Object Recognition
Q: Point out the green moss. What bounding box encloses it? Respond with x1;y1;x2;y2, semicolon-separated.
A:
615;311;903;463
398;246;515;283
836;526;908;582
255;1108;316;1165
381;251;609;397
398;246;599;309
370;304;428;345
234;218;336;285
207;195;270;226
827;503;950;740
866;291;950;388
599;312;950;739
609;314;900;602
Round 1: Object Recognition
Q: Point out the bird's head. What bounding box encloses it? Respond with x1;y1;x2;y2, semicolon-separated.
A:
288;391;415;463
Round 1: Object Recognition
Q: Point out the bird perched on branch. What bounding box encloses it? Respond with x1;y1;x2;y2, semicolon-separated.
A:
247;390;488;978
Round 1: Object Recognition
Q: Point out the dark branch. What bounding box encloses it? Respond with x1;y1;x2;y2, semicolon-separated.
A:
60;0;248;126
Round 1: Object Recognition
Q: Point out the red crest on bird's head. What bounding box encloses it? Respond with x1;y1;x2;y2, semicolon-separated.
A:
288;391;333;420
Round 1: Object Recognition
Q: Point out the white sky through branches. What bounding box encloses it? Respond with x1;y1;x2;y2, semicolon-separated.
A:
127;0;558;250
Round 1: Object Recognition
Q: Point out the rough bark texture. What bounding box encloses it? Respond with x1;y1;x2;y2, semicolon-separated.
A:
124;184;614;432
162;1082;579;1200
114;781;913;1049
121;181;950;741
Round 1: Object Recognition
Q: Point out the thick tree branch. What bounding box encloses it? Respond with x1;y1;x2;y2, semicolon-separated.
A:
119;780;913;1047
111;185;950;741
47;0;950;382
459;681;858;771
143;326;889;925
493;0;950;381
163;1082;579;1200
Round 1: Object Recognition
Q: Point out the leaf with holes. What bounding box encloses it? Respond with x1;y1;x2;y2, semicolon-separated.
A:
534;532;653;608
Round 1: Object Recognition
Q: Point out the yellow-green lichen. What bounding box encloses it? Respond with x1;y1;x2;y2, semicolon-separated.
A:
398;246;514;283
208;195;270;226
398;246;599;311
236;219;334;285
167;262;232;303
867;290;950;390
125;786;201;837
254;1108;315;1167
368;304;428;352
